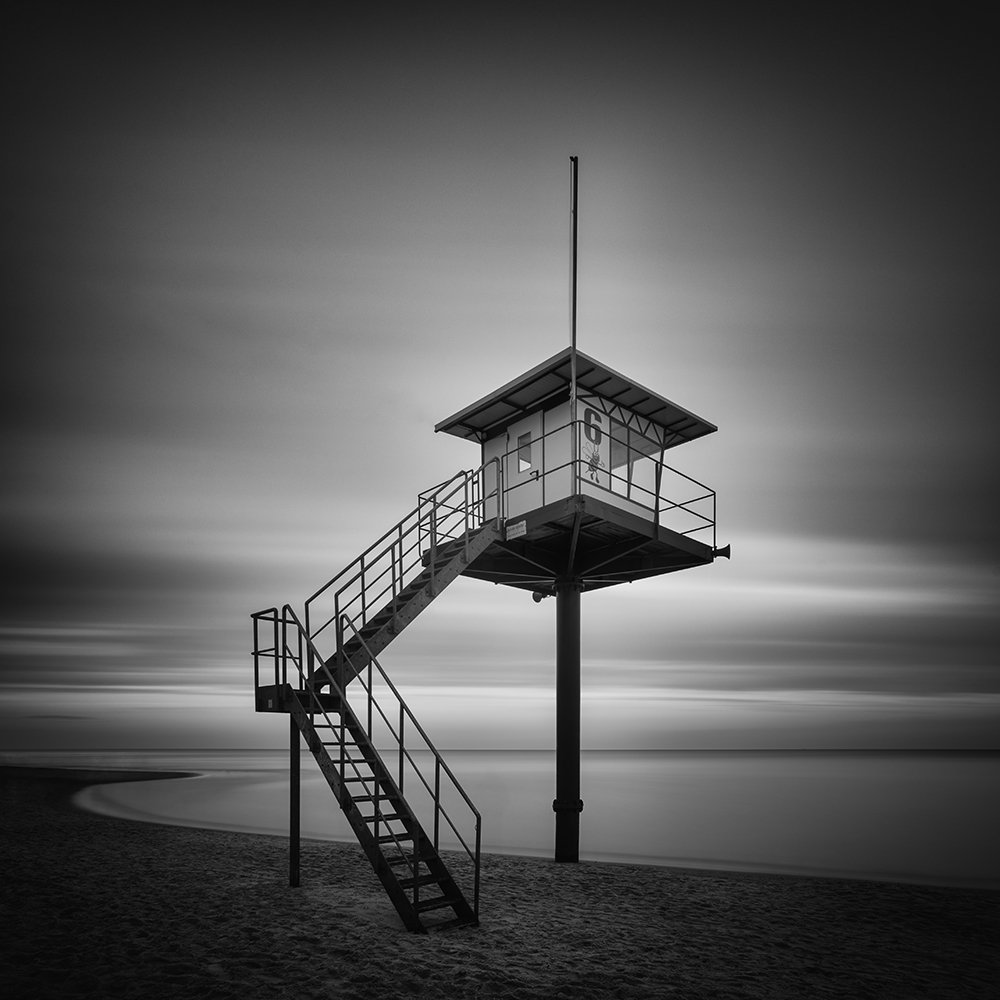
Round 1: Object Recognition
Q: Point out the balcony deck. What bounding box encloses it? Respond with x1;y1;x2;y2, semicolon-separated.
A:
463;493;717;593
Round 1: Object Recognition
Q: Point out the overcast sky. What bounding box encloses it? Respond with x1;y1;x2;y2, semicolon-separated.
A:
2;4;997;752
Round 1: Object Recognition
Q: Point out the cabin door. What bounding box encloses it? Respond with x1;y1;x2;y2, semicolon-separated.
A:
504;412;544;519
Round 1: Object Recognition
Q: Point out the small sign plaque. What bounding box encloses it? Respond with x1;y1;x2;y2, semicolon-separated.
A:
506;519;527;540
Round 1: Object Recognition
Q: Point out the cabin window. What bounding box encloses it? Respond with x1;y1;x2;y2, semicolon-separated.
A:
609;419;629;485
628;431;661;504
609;421;661;503
517;432;532;473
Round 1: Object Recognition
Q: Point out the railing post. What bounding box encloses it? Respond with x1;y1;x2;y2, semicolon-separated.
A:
252;617;259;692
572;415;579;496
339;708;346;781
430;505;438;582
477;465;485;528
389;540;396;619
474;818;481;918
654;449;665;531
495;456;504;528
399;703;405;794
289;714;300;888
396;525;404;614
280;612;287;691
463;474;470;560
296;623;303;689
359;555;367;627
434;758;441;849
271;613;279;689
335;594;346;688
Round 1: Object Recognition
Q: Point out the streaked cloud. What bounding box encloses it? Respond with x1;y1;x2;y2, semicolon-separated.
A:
1;6;996;751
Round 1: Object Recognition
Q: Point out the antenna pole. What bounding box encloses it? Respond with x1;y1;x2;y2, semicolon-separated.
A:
569;155;579;490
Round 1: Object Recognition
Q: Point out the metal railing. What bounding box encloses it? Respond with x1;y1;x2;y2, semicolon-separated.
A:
251;603;481;919
304;460;503;665
496;416;716;545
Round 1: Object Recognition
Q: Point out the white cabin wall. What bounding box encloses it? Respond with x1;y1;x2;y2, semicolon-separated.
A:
481;394;663;527
542;401;573;504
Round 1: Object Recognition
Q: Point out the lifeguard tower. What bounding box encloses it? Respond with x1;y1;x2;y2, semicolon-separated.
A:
436;347;726;864
252;161;726;932
252;347;724;930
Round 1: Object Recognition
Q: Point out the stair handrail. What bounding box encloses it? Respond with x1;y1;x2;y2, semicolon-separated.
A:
251;606;281;689
254;606;389;810
259;602;481;919
339;613;480;825
304;459;503;661
337;613;481;917
270;605;460;878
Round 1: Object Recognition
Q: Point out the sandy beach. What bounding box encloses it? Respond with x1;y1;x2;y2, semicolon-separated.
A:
1;766;997;999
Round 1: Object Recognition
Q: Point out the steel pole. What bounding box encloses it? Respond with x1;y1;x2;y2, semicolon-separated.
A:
290;715;300;887
569;155;579;495
553;580;583;862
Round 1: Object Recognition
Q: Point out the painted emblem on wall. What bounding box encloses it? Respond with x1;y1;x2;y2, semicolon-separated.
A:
583;407;605;483
585;444;604;482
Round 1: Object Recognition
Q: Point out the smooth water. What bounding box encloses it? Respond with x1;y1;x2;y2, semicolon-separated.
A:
5;748;998;889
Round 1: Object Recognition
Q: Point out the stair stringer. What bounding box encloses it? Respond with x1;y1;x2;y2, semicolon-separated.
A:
328;523;502;684
286;690;476;932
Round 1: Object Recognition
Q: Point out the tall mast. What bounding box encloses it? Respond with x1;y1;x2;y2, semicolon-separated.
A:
569;155;579;487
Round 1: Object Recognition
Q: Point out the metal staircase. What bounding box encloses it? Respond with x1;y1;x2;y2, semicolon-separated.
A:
252;463;503;932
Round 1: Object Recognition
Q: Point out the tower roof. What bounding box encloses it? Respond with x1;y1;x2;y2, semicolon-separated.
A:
435;347;717;446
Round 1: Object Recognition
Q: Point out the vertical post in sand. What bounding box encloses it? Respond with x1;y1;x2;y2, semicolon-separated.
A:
553;580;583;862
290;715;300;887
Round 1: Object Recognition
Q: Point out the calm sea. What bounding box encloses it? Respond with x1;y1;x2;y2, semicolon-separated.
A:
5;748;998;890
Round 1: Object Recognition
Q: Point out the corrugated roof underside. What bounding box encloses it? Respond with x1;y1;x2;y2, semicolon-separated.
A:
436;348;716;444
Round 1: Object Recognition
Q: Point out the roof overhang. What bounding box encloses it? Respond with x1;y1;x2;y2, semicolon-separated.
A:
434;347;716;448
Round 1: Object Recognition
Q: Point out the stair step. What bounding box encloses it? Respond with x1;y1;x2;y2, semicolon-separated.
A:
377;832;414;845
321;743;365;754
387;852;433;868
267;517;495;935
414;895;459;914
398;872;440;890
347;594;425;638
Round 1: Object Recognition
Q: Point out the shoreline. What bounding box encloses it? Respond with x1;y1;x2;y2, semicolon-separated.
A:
58;762;1000;892
2;765;998;998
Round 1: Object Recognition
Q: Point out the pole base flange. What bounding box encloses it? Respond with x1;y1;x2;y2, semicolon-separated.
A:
552;798;584;813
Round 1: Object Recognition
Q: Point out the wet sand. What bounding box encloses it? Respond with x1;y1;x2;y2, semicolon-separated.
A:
1;765;997;999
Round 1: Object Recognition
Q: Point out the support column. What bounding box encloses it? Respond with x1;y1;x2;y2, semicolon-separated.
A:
290;714;300;887
553;581;583;862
